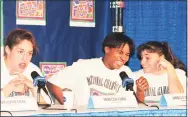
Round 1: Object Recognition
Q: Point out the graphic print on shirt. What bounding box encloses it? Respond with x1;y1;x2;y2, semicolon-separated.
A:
9;91;30;97
87;75;121;96
144;86;169;97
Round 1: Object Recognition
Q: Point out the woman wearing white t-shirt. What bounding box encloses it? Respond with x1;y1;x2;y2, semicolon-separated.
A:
1;28;50;104
47;33;136;107
133;41;186;102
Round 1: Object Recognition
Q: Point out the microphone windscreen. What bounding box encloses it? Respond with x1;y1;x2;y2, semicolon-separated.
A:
119;71;128;80
31;71;40;79
31;71;46;88
119;71;134;90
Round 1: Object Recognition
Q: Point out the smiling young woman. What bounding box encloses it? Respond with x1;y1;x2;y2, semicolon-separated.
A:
133;41;186;102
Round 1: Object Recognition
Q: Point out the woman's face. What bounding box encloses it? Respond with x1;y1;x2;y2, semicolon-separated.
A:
5;40;33;73
140;50;162;73
104;43;130;69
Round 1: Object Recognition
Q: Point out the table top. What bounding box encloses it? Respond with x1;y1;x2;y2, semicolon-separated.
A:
1;104;187;116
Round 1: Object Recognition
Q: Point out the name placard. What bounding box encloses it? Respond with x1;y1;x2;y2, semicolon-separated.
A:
88;91;138;109
160;93;186;107
1;96;39;111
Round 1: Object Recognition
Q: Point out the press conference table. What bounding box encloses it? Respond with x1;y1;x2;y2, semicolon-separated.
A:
1;104;187;116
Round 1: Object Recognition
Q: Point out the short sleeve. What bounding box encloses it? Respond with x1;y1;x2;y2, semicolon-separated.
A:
47;66;76;90
175;69;187;92
47;60;85;91
125;66;133;78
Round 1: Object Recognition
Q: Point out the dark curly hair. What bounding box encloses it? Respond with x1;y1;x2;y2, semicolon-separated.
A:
102;32;135;57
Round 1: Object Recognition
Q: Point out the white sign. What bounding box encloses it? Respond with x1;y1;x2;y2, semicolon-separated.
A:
88;91;138;109
112;26;124;33
1;96;38;111
159;93;186;106
63;91;75;109
144;96;161;103
110;1;125;8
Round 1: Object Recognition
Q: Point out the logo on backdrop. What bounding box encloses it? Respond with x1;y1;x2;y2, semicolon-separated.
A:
40;62;66;76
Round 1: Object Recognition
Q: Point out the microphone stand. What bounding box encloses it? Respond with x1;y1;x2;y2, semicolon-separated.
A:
37;87;41;105
37;87;51;109
127;84;159;109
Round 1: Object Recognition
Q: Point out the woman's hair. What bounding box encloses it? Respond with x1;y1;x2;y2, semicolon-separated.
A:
102;32;135;57
4;28;39;56
137;41;186;72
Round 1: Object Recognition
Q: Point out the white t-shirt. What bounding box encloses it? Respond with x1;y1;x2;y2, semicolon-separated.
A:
1;57;51;104
132;69;186;99
48;58;133;107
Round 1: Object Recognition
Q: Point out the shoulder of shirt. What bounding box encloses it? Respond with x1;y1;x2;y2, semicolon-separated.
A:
133;69;185;74
133;69;144;74
72;57;101;65
119;65;133;78
23;62;43;77
120;65;132;72
175;68;186;74
27;62;40;68
131;69;145;79
26;62;41;73
132;69;186;78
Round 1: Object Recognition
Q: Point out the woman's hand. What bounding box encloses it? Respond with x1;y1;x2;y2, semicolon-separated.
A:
2;77;26;97
136;76;149;92
136;76;149;102
10;72;35;90
157;58;184;93
11;72;38;97
157;58;174;71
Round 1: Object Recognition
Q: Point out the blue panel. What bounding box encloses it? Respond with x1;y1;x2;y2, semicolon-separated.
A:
3;0;186;71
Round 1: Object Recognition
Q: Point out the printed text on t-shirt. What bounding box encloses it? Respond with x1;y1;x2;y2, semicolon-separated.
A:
144;86;169;96
87;75;121;93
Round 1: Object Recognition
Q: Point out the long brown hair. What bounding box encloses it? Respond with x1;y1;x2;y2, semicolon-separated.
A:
137;41;186;72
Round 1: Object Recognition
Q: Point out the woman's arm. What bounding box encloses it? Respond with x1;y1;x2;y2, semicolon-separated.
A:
135;76;149;103
167;65;184;93
46;82;64;104
2;78;26;97
157;59;184;93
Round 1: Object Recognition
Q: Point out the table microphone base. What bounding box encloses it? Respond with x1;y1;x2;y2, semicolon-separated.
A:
38;103;51;109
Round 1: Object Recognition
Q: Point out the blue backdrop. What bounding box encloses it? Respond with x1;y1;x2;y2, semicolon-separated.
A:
3;0;187;71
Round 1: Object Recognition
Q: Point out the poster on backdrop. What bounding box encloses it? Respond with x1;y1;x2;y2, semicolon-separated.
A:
40;62;66;78
16;1;46;26
69;0;95;27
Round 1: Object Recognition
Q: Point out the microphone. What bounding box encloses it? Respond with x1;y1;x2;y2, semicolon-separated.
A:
119;71;134;91
31;71;48;95
119;71;159;109
31;71;52;108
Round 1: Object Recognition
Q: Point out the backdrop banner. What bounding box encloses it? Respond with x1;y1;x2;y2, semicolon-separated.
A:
16;0;46;26
69;0;95;27
3;0;186;71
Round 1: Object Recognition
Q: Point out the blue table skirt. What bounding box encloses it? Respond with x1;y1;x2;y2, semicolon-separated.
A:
33;109;187;116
